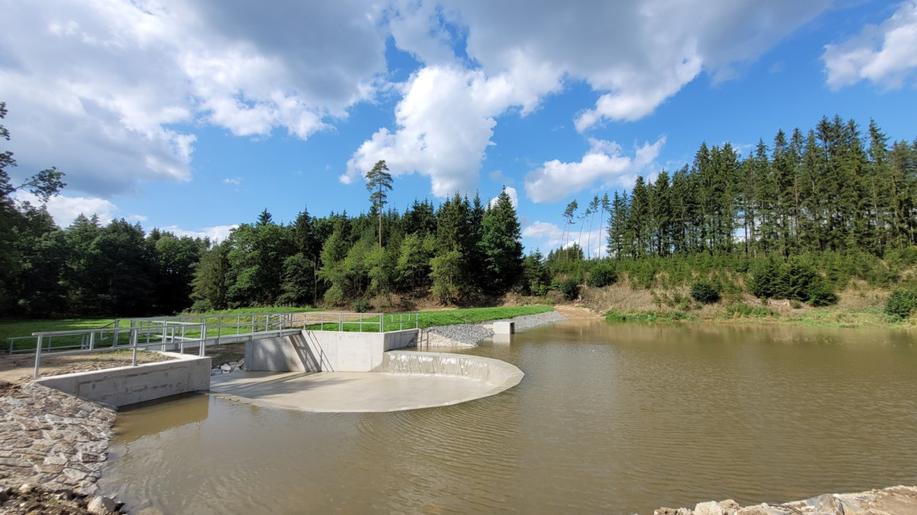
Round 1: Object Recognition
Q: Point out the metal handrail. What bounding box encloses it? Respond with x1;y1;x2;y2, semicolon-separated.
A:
16;310;423;378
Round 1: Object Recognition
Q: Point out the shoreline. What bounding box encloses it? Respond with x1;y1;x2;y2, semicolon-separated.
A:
654;485;917;514
424;309;568;347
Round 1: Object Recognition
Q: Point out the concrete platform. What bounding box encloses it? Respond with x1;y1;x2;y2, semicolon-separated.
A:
210;370;513;413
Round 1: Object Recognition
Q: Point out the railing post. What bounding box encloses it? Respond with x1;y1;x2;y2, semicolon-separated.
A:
216;317;222;346
113;319;120;347
161;321;168;351
199;322;206;357
89;331;95;351
251;314;256;335
130;328;138;367
33;335;43;379
338;312;343;332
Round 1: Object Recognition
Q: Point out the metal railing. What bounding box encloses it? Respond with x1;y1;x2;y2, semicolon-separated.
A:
17;311;422;379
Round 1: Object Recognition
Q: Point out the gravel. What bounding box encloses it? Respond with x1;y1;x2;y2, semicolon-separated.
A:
425;310;566;347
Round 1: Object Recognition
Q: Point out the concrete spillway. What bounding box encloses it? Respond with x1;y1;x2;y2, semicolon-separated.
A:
211;349;523;413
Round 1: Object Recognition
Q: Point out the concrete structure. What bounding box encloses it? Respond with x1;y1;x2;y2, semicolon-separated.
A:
245;329;418;373
492;321;515;335
211;351;524;413
36;352;211;408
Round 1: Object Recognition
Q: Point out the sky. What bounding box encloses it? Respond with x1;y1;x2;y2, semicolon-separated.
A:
2;0;916;256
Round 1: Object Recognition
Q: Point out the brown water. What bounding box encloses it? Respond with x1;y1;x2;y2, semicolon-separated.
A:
100;321;917;514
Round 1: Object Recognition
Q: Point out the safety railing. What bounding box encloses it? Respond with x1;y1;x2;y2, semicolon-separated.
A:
17;311;423;378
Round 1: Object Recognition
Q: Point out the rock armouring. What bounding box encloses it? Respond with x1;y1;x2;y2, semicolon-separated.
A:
0;382;115;495
424;310;567;348
654;485;917;515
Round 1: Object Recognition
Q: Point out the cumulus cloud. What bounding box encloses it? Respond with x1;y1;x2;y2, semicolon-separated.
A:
344;64;561;196
522;221;607;258
13;192;119;226
161;224;238;243
489;186;518;208
524;137;665;203
0;0;386;195
824;1;917;89
351;0;829;197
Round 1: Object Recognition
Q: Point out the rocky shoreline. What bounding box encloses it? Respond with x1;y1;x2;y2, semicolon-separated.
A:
654;485;917;514
0;381;125;512
425;310;567;347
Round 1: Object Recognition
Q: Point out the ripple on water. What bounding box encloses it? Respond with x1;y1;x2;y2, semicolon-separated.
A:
102;321;917;514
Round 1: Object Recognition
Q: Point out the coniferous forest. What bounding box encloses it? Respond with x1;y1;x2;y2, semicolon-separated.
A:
1;99;916;319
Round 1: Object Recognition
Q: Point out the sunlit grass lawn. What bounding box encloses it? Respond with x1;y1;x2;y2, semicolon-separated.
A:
2;305;554;349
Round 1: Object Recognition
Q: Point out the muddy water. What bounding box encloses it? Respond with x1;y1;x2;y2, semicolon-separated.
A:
100;321;917;514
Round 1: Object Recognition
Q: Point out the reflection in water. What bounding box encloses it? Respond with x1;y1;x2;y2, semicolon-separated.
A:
101;321;917;514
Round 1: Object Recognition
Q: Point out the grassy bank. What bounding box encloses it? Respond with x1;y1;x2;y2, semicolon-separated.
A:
1;305;554;348
597;292;916;330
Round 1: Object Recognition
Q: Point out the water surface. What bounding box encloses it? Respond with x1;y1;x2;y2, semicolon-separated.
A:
101;321;917;514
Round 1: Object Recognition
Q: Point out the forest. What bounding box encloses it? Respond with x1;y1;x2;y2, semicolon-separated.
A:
1;98;916;319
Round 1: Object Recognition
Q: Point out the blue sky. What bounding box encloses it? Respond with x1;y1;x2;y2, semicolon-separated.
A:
2;0;916;255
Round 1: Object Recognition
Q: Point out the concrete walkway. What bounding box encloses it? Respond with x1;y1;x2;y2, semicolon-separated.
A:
210;370;508;413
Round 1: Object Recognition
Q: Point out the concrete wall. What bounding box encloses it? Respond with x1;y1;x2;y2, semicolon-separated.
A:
244;329;419;373
378;351;524;391
37;352;211;408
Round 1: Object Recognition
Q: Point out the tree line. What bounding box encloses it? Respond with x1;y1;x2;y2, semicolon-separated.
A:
604;116;916;259
190;187;523;311
2;97;916;318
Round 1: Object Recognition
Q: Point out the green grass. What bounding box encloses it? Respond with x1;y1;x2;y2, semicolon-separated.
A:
720;302;777;319
307;305;554;332
2;305;554;350
605;309;696;323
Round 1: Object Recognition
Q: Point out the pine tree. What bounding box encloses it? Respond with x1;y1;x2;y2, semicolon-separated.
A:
480;188;523;292
365;160;393;245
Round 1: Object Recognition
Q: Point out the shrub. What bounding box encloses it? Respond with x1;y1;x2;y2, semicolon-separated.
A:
690;280;721;304
808;280;839;307
748;258;783;299
723;302;775;318
885;288;917;320
351;298;371;313
557;277;581;301
605;309;694;323
587;264;618;288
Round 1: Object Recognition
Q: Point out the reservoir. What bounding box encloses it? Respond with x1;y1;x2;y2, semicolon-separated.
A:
100;320;917;514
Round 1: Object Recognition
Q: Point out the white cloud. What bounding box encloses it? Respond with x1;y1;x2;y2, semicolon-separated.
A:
14;192;119;227
824;1;917;89
161;224;238;243
489;186;518;209
352;0;830;198
344;64;561;196
524;137;665;203
222;177;242;186
0;0;387;194
522;221;607;258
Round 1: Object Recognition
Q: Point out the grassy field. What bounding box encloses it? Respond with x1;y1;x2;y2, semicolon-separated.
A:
1;305;554;351
604;305;915;329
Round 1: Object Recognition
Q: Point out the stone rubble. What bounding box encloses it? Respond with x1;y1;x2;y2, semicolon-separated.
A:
654;485;917;515
424;310;567;347
0;483;123;514
211;358;245;376
0;381;115;495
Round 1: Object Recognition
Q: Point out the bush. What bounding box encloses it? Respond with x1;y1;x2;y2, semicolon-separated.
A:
748;258;837;306
351;298;371;313
748;258;783;299
808;280;839;307
723;302;775;318
587;264;618;288
557;277;581;301
885;288;917;320
690;280;721;304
